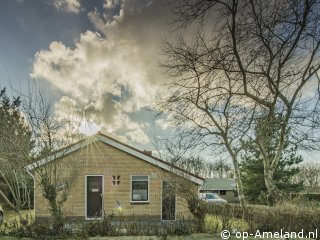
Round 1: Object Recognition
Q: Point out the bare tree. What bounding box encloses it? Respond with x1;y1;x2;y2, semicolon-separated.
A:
293;162;320;192
0;82;85;230
174;177;207;232
0;88;33;220
154;135;207;231
211;159;232;178
159;0;320;205
22;84;84;231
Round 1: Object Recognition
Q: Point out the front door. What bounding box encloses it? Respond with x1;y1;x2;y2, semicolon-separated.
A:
86;175;103;219
162;181;176;220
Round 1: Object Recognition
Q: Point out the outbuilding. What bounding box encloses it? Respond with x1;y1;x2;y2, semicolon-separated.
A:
199;178;238;203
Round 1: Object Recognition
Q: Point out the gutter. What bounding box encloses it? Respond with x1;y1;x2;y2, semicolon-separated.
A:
25;167;35;180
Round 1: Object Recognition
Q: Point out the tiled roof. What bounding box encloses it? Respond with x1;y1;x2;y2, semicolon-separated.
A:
200;178;236;191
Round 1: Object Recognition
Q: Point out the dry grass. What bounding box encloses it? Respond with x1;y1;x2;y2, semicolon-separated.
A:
205;214;248;233
0;234;219;240
0;210;34;234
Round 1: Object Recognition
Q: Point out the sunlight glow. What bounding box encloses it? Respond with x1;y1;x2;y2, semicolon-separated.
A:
79;121;101;136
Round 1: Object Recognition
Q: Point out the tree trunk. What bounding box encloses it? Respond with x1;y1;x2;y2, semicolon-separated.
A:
187;197;206;232
264;168;283;203
41;178;64;231
48;198;64;231
233;163;246;210
225;144;247;211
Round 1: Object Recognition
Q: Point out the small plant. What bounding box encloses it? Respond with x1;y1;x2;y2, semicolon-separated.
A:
161;219;195;236
82;217;116;237
13;222;67;239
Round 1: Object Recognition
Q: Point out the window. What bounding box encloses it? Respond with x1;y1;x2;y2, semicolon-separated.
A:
205;193;220;199
199;190;218;193
131;176;149;202
112;175;120;185
219;190;226;195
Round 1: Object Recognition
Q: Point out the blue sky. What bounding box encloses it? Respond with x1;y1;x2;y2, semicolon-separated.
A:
0;0;172;151
0;0;90;87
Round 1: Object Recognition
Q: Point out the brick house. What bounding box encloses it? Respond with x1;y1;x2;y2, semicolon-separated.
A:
27;132;203;221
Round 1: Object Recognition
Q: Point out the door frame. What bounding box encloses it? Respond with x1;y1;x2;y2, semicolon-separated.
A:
161;180;176;221
85;175;104;220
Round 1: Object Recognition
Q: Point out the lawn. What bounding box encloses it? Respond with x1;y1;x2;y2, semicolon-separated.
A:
0;234;220;240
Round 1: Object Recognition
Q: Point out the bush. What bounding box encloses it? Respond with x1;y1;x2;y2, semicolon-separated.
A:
245;202;320;233
1;214;198;238
82;217;115;237
13;222;73;240
162;219;195;236
205;202;320;234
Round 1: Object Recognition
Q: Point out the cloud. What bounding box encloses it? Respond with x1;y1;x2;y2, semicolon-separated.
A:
31;0;172;145
52;0;81;14
31;30;153;144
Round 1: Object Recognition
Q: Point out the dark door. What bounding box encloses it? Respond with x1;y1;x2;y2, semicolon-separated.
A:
86;176;103;219
162;181;176;220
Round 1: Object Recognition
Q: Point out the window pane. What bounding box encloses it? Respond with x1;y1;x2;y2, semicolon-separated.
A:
132;181;148;201
132;176;148;181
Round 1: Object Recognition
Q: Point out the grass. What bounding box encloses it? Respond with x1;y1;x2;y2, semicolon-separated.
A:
205;214;248;233
2;210;34;222
88;235;220;239
0;210;34;234
0;234;220;240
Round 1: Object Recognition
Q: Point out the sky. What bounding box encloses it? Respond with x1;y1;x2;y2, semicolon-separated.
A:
0;0;175;151
0;0;318;163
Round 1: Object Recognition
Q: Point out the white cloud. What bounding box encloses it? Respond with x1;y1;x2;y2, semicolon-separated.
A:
52;0;81;14
103;0;121;10
31;30;154;144
31;0;172;145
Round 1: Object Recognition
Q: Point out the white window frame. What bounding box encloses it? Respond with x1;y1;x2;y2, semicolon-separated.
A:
130;175;150;203
85;175;104;220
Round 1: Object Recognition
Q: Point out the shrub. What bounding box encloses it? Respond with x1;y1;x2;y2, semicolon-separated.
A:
116;216;195;236
13;222;73;240
244;202;320;233
161;219;195;236
205;201;320;235
82;217;115;237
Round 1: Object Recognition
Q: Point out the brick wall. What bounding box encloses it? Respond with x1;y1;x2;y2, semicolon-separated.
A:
34;141;196;220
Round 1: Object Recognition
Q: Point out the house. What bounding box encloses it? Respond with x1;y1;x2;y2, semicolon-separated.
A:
27;132;204;221
199;178;238;203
